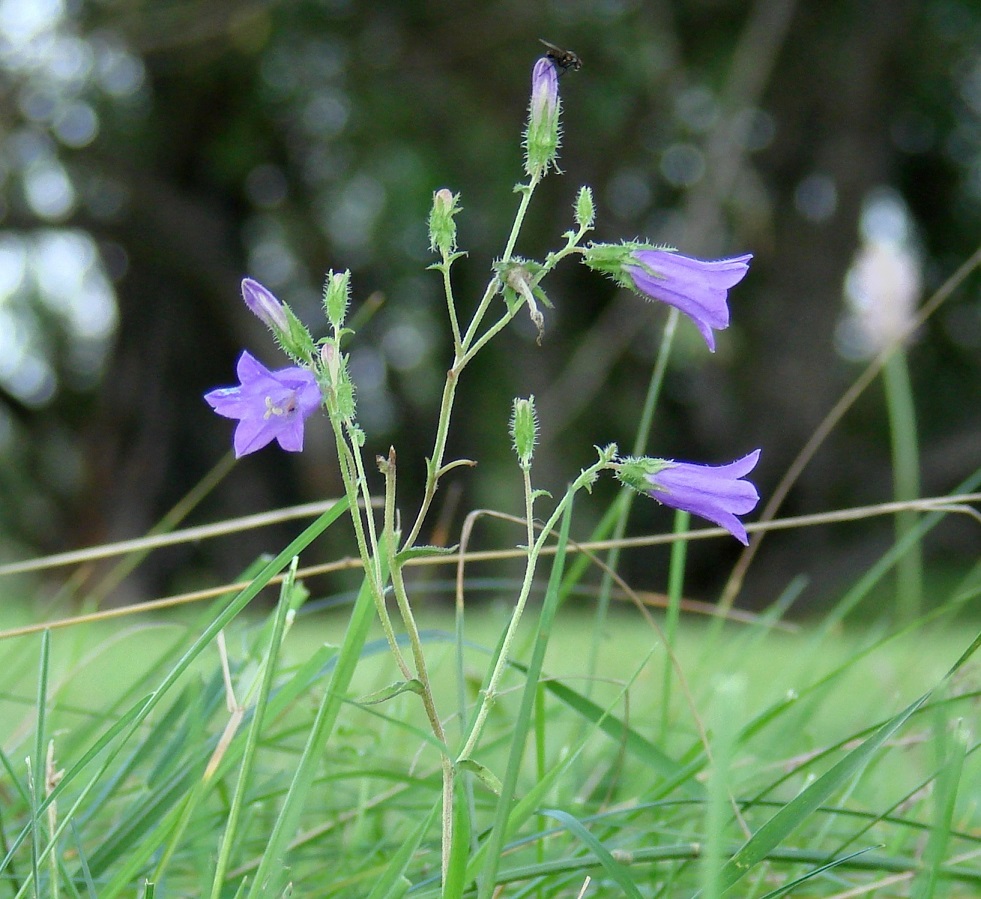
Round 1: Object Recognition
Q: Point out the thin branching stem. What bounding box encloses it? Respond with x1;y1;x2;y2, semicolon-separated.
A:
328;408;412;680
403;180;545;552
458;455;612;761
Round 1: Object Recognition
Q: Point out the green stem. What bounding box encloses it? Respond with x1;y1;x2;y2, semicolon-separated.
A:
458;456;610;761
439;254;463;351
586;308;680;686
345;419;384;584
382;433;453;890
457;176;538;351
660;508;690;738
500;178;540;266
403;179;543;552
542;222;591;270
521;466;535;549
458;305;521;368
401;363;461;551
328;408;411;680
883;349;923;624
387;560;453;886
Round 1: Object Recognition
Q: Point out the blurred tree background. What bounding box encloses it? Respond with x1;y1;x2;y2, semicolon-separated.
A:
0;0;979;610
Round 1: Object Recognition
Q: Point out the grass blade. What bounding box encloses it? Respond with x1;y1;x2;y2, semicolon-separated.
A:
245;564;379;898
716;628;981;894
365;800;439;899
541;807;644;899
475;499;574;898
210;561;298;898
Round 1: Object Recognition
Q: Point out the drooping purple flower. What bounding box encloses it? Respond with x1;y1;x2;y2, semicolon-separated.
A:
204;351;321;458
616;450;761;544
241;278;289;333
625;250;752;351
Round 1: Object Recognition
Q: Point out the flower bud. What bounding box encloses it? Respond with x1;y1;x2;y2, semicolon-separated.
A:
241;277;316;362
428;188;461;256
320;340;340;384
319;340;356;419
574;186;594;231
524;57;561;178
242;278;289;334
510;396;538;467
323;270;351;331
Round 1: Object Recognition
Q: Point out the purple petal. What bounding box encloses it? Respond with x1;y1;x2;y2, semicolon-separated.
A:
628;250;752;351
531;57;558;119
235;350;271;385
204;351;321;458
241;278;288;332
274;414;307;452
233;416;280;457
645;450;761;545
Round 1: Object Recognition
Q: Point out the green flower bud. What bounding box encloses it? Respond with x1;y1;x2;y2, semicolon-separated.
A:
428;188;461;255
510;396;538;467
282;304;317;362
323;270;351;331
574;186;594;230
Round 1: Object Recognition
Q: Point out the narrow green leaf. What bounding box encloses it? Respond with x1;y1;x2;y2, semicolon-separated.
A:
913;709;969;899
443;780;472;899
540;808;643;899
749;845;880;899
365;801;439;899
358;679;425;705
3;499;350;895
211;562;297;899
246;556;381;899
717;628;981;893
394;544;458;565
529;673;701;797
31;630;51;899
457;758;503;795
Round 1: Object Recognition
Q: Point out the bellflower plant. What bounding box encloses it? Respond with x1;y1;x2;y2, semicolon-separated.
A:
615;450;761;545
204;350;321;458
200;46;762;896
583;243;752;350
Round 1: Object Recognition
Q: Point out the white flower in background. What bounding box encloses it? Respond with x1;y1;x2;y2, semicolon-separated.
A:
837;189;922;360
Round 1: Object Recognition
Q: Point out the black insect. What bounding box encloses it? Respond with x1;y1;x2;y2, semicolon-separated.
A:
539;38;582;74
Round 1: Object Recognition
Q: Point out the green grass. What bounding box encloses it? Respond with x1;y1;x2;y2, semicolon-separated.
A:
2;570;980;898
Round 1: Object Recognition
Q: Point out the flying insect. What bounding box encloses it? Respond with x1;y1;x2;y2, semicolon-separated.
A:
538;39;582;74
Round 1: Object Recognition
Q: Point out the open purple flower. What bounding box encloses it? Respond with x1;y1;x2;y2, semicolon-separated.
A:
582;244;752;352
625;250;752;351
616;449;761;544
204;351;321;458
